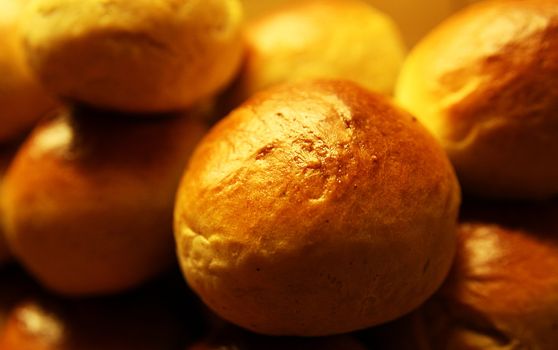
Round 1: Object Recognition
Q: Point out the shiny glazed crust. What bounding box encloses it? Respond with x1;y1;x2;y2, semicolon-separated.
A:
21;0;244;113
2;107;207;295
175;80;461;336
395;0;558;199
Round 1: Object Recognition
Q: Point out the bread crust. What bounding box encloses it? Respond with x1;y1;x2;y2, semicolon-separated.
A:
396;0;558;199
21;0;244;113
2;107;207;295
0;0;57;141
175;80;460;336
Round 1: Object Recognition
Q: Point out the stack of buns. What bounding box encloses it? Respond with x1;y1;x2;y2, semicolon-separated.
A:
359;0;558;348
395;0;558;199
1;0;243;296
1;0;558;348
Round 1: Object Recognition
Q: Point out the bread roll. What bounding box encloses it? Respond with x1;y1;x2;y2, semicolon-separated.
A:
427;201;558;349
21;0;244;113
395;0;558;199
222;0;406;111
361;200;558;350
370;200;558;349
0;0;57;142
2;106;207;295
175;80;461;336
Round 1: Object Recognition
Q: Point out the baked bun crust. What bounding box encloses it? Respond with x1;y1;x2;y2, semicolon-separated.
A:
223;0;405;110
0;0;57;142
404;201;558;350
2;107;207;295
175;80;461;336
395;0;558;199
21;0;244;113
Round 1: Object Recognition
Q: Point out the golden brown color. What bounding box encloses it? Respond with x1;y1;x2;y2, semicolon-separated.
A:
0;0;57;142
175;80;461;336
2;107;207;295
395;0;558;199
426;201;558;349
222;0;406;111
370;201;558;350
21;0;244;113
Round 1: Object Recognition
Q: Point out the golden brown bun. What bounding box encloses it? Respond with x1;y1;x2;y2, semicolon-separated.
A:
429;201;558;349
0;271;199;350
21;0;244;113
2;107;207;296
175;80;461;336
395;0;558;199
0;0;57;142
376;201;558;350
189;324;366;350
222;0;406;112
359;200;558;350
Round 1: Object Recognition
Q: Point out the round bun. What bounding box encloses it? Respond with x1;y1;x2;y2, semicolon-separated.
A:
175;80;461;336
21;0;244;113
0;0;57;142
428;201;558;349
223;0;405;110
395;0;558;199
2;107;207;295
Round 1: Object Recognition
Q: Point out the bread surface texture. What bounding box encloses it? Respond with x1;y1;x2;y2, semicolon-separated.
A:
223;0;405;110
175;80;461;336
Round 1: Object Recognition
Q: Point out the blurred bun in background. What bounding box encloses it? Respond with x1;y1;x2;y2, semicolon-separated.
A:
396;0;558;199
2;107;207;296
221;0;406;112
20;0;244;113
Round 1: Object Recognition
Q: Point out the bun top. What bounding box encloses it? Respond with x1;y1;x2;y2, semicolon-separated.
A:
21;0;244;112
397;0;558;141
223;0;405;111
395;0;558;199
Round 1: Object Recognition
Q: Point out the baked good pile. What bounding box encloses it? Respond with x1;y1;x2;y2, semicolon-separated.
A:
0;0;557;349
